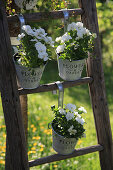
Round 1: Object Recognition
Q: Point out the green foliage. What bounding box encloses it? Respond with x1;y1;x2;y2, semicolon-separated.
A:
15;25;54;68
55;22;96;61
51;104;86;139
17;33;45;68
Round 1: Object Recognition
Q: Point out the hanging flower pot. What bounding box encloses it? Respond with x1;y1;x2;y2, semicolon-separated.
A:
52;125;78;155
49;104;87;155
57;57;85;81
13;25;54;89
55;22;97;81
14;0;37;10
14;56;46;89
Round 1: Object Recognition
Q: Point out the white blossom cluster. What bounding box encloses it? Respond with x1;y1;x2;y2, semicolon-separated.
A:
17;25;54;62
55;22;97;54
58;103;87;136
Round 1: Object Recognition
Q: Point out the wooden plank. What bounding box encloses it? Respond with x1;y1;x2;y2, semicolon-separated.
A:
7;8;83;36
0;1;29;169
79;0;113;170
20;95;28;144
18;77;93;95
29;145;103;167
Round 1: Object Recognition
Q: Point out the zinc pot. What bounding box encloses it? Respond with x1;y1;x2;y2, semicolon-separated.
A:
14;57;46;89
52;126;78;155
14;0;37;9
57;57;86;81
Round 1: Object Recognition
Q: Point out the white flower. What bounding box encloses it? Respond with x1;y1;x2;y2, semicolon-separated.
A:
76;29;85;39
93;33;97;38
68;125;77;135
86;29;92;36
44;36;54;47
22;25;34;36
56;44;65;54
59;108;66;115
30;38;38;42
78;107;87;113
77;31;83;39
65;103;76;112
55;36;62;42
67;22;78;31
76;117;85;125
74;112;81;118
66;112;74;121
13;46;18;53
45;36;52;43
38;52;48;61
17;33;25;40
35;42;46;53
34;27;47;37
61;32;72;43
76;22;83;28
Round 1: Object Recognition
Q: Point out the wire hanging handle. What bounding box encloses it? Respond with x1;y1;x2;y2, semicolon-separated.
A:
63;9;69;32
17;14;25;33
55;81;64;108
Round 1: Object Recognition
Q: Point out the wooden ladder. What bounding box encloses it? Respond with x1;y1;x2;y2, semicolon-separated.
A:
0;0;113;169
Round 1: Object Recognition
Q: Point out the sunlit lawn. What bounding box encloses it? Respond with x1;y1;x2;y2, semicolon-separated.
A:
1;60;113;170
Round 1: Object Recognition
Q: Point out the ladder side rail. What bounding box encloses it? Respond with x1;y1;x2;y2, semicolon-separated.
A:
0;1;29;169
79;0;113;170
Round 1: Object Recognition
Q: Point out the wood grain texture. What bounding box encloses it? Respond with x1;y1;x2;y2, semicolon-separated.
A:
0;1;29;169
29;145;103;167
7;8;83;36
79;0;113;170
18;77;93;95
20;95;28;144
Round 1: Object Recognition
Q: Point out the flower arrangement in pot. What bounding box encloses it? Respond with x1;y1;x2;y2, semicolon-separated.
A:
50;103;87;155
55;22;97;81
13;25;54;89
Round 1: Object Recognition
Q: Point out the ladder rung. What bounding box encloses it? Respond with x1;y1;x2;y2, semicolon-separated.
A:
29;144;103;167
7;9;83;24
19;77;93;95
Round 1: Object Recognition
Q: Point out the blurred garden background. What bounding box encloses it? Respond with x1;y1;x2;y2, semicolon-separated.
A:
0;0;113;169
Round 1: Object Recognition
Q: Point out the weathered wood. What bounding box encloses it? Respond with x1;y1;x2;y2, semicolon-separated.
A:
20;95;28;143
8;8;83;36
7;0;21;36
0;1;29;169
29;145;103;167
79;0;113;170
18;77;93;95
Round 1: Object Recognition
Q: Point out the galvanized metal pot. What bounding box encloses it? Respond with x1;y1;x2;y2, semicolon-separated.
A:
57;57;86;81
14;57;46;89
14;0;37;9
52;126;78;155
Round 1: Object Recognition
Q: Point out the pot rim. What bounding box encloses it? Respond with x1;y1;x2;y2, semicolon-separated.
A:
51;123;77;140
57;55;86;62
